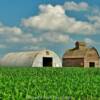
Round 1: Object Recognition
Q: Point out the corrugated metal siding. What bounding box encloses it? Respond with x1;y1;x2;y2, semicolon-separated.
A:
1;50;62;67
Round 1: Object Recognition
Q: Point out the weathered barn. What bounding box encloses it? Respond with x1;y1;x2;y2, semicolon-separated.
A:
63;41;100;67
1;50;62;67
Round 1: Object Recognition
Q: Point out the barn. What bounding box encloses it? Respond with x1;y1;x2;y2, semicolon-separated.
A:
63;41;100;68
1;50;62;67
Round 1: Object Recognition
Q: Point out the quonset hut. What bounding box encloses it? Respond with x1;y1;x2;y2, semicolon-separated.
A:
63;41;100;68
1;50;62;67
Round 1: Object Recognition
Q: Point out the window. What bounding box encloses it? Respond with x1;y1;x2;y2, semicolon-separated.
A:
89;62;95;67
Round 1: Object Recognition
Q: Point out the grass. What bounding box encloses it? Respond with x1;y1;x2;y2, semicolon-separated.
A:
0;67;100;99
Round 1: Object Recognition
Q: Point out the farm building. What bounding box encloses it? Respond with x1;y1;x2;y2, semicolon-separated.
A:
63;41;100;67
1;50;62;67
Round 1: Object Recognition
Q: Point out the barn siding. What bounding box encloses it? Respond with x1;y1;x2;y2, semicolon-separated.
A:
84;49;100;67
63;58;84;67
84;60;99;68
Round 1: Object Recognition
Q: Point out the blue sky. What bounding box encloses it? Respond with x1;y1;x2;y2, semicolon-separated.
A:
0;0;100;58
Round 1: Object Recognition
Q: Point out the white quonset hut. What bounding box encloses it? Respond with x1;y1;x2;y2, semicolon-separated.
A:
1;50;62;67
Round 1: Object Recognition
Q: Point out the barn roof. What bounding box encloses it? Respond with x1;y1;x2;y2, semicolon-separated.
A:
2;51;40;66
63;48;89;58
63;41;100;58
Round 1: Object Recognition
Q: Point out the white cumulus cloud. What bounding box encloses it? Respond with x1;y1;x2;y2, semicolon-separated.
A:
63;1;89;11
42;32;72;43
22;4;95;35
88;15;100;33
0;23;43;49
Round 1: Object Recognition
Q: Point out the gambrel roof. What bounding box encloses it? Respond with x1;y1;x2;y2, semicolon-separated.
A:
63;41;100;59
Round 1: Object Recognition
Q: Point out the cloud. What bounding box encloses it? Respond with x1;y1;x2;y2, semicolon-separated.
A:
84;38;100;45
0;25;22;35
22;46;40;51
63;1;89;11
88;15;100;33
0;44;6;49
0;21;73;52
1;1;100;57
22;4;95;35
0;2;100;53
0;23;43;49
42;32;72;43
84;38;95;45
6;34;42;44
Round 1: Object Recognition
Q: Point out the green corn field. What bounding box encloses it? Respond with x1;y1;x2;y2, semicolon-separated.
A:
0;67;100;100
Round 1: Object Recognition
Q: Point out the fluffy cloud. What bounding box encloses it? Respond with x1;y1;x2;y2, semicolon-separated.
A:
63;1;89;11
0;22;73;50
86;6;100;33
42;32;72;43
22;4;95;35
88;15;100;33
0;25;22;35
0;2;99;51
0;23;43;49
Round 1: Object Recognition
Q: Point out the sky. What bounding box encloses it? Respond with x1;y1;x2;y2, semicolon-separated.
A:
0;0;100;58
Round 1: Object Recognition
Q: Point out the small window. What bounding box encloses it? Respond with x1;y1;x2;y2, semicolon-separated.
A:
89;62;95;67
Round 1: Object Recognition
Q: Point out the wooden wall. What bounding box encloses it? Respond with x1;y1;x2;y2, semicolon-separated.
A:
63;58;84;67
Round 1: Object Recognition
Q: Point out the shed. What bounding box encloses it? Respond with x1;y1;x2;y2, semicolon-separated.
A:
63;41;100;67
1;50;62;67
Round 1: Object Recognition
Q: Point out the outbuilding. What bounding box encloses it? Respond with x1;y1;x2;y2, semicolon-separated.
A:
63;41;100;67
1;50;62;67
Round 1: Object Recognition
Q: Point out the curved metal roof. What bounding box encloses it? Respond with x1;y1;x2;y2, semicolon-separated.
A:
2;51;39;66
1;50;62;67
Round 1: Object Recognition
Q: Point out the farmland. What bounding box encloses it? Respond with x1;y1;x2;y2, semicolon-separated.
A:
0;67;100;99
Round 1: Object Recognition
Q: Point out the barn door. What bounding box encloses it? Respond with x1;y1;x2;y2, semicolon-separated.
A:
43;57;52;67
